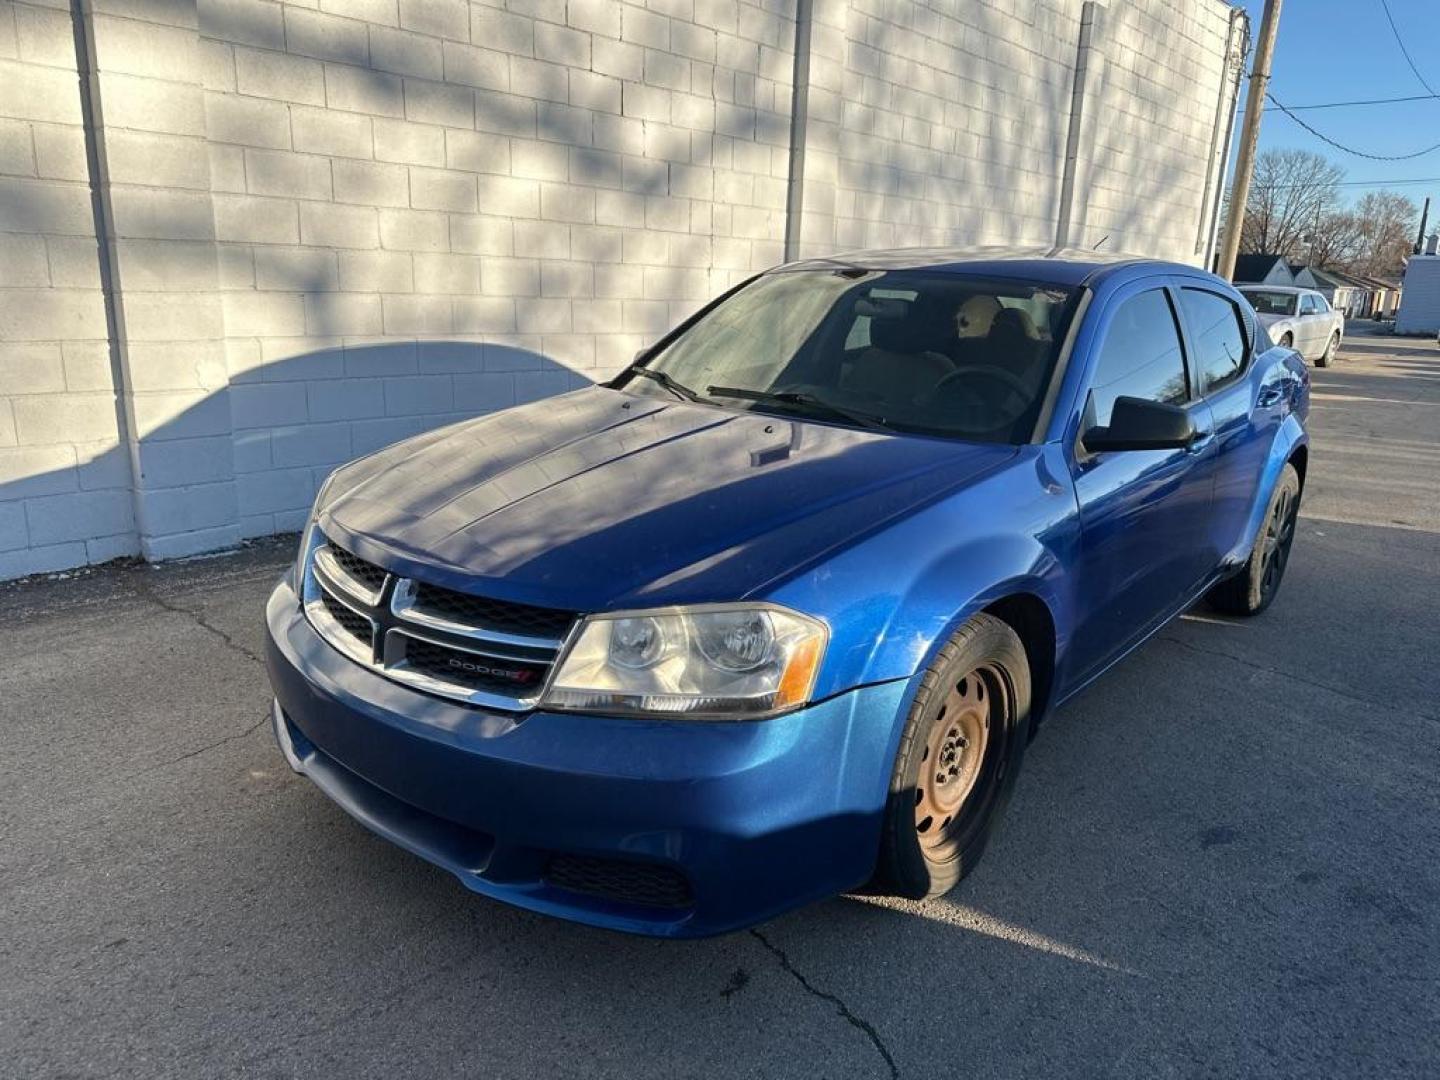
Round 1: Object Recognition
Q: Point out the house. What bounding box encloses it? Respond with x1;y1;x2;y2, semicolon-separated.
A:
1231;254;1297;286
1354;274;1403;319
1327;270;1403;320
1394;236;1440;333
1290;265;1386;317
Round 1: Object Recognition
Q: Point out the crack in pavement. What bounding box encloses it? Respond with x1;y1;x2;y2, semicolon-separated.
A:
750;928;899;1079
231;909;493;1072
1157;635;1439;723
140;710;273;774
140;581;267;668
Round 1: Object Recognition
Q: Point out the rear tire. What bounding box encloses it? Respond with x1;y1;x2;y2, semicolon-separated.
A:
1316;332;1338;368
1208;463;1301;616
872;613;1029;900
1279;331;1294;349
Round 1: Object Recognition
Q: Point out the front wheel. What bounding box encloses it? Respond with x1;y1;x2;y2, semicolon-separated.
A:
1208;462;1301;616
872;613;1029;899
1279;331;1294;349
1316;332;1338;368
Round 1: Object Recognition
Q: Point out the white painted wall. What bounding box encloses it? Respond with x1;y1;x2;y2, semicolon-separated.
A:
0;0;136;578
0;0;1241;580
1395;256;1440;334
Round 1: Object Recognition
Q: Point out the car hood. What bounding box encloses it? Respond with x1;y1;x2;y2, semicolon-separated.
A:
320;386;1017;611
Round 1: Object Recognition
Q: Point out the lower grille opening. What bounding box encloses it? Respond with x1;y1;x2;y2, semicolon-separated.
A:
402;636;550;697
544;854;694;909
321;591;372;645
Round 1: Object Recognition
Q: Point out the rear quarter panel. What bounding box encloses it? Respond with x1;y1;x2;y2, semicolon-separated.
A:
1224;347;1310;565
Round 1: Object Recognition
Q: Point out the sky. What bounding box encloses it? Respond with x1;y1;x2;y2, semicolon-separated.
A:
1232;0;1440;212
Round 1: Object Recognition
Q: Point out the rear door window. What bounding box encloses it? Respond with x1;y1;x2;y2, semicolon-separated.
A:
1179;288;1248;395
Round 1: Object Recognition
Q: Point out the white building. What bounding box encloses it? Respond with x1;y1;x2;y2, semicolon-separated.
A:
1395;237;1440;334
0;0;1248;579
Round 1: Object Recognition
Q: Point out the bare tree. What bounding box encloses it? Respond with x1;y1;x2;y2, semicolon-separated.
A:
1345;191;1417;279
1235;149;1345;258
1307;208;1364;270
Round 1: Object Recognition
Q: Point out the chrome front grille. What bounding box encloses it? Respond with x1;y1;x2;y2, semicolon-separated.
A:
301;532;578;710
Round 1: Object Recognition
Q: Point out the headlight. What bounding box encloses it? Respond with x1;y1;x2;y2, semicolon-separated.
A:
292;472;335;590
542;604;828;719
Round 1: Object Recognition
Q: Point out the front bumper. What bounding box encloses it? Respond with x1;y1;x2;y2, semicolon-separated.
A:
265;576;907;937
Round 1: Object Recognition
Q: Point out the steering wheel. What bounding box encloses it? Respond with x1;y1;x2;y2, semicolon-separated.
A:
928;365;1033;408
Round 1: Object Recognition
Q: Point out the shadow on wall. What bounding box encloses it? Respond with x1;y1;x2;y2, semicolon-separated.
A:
0;0;790;577
0;342;591;579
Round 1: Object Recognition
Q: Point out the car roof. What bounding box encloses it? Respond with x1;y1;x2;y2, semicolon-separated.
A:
779;245;1205;288
1236;284;1310;295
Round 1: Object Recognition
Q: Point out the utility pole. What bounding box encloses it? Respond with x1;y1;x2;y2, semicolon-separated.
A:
1217;0;1283;280
1413;196;1430;254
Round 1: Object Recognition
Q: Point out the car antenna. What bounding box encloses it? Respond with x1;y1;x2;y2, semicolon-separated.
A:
1092;235;1109;251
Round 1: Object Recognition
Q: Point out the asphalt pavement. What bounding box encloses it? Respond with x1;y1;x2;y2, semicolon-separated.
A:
3;326;1437;1079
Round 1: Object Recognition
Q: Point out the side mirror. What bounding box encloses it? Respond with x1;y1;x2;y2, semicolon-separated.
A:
1082;396;1196;452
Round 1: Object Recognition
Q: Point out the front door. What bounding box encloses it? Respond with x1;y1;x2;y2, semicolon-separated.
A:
1065;283;1217;684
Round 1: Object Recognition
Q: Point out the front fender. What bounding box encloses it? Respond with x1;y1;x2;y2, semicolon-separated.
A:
767;446;1079;699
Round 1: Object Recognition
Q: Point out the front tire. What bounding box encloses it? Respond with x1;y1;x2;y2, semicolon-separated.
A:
1316;332;1338;368
1208;462;1301;616
1279;331;1294;349
873;613;1029;900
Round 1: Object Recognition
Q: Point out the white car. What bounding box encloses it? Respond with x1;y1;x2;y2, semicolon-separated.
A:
1237;286;1345;368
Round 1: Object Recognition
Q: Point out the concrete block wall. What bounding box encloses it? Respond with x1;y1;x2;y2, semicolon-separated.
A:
197;0;799;540
0;0;1243;579
796;0;1236;260
1080;1;1232;258
87;0;240;561
0;0;136;579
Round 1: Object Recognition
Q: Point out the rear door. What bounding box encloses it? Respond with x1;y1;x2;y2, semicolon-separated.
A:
1174;283;1278;564
1064;280;1217;683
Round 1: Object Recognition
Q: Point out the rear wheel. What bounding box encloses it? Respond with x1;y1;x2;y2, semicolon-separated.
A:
1208;463;1301;616
1316;332;1338;367
873;614;1029;899
1279;331;1294;349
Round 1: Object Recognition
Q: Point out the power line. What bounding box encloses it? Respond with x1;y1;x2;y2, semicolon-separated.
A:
1378;0;1440;98
1261;92;1437;111
1267;92;1440;160
1267;177;1440;189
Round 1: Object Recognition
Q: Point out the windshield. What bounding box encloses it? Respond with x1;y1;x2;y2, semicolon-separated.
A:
1241;290;1298;316
626;269;1078;444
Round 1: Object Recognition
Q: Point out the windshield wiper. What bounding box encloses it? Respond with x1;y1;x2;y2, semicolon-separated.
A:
629;366;704;403
705;386;891;432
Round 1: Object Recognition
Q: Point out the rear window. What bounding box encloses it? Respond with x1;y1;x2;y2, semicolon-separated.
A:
1240;290;1297;316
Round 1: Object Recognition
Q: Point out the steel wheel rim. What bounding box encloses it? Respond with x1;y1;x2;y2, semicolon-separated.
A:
914;665;1002;851
1260;485;1297;599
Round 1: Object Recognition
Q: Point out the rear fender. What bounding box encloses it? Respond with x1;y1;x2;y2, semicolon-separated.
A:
1225;412;1308;567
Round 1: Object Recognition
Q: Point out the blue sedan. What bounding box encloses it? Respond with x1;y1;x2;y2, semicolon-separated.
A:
264;248;1310;937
